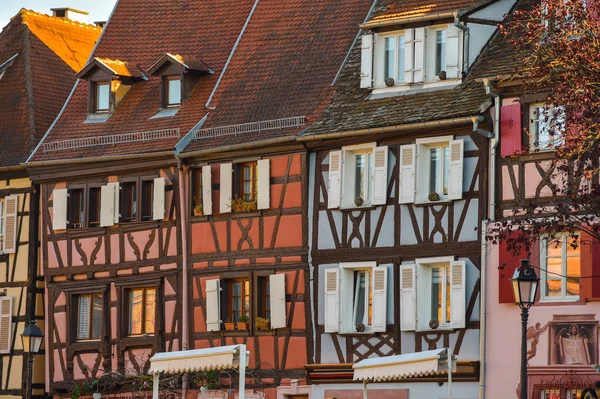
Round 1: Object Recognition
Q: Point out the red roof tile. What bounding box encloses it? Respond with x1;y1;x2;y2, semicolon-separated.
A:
0;9;101;168
370;0;496;22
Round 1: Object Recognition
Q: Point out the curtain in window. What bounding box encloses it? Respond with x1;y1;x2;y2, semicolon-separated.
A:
78;296;91;340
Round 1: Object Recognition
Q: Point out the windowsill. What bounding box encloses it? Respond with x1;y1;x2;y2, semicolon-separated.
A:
230;211;262;219
340;205;376;212
255;329;275;336
416;326;455;333
84;112;111;124
191;215;209;222
151;106;181;119
223;330;250;337
414;199;453;207
338;330;378;336
369;79;461;100
538;296;581;304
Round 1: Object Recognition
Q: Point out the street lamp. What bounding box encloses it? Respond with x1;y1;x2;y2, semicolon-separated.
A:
21;320;43;399
511;259;539;399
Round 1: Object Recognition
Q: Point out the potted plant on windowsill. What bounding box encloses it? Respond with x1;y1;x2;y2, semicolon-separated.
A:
237;315;249;330
230;195;257;213
255;317;270;331
428;192;440;201
224;320;236;331
193;196;203;216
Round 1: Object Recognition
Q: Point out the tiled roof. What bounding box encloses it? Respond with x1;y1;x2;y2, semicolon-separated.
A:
95;57;145;78
0;9;101;168
370;0;495;22
30;0;375;162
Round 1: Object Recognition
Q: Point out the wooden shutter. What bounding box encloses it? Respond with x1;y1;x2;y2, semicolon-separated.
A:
450;260;466;329
448;139;464;200
328;151;342;209
445;25;461;79
372;146;389;205
153;177;166;220
324;268;339;333
108;183;120;224
498;231;531;303
501;103;523;157
220;163;233;213
3;195;17;254
398;144;416;204
580;231;600;300
404;29;415;83
360;34;374;88
400;263;416;331
52;188;68;230
202;165;213;216
100;184;116;227
413;27;426;82
0;297;11;354
371;267;388;332
269;274;286;329
205;279;221;332
257;159;271;210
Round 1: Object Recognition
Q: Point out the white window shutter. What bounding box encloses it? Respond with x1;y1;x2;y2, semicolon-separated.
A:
400;263;417;331
52;189;68;230
152;177;166;220
413;27;426;82
448;139;464;200
324;268;340;333
328;151;342;209
0;297;11;354
205;279;221;332
220;163;233;213
446;25;461;79
269;274;286;329
404;29;415;83
108;183;120;224
398;144;416;204
371;267;388;332
450;260;466;329
100;184;116;227
202;165;213;216
360;34;374;88
371;146;388;205
257;159;271;210
3;195;18;254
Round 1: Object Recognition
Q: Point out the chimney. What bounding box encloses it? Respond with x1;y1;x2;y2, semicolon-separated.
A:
94;21;107;28
51;8;89;23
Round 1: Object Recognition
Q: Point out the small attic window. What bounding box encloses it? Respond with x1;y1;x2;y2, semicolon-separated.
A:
165;76;182;107
94;82;110;112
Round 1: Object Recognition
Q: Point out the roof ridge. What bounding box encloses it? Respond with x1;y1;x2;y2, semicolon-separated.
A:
17;8;103;31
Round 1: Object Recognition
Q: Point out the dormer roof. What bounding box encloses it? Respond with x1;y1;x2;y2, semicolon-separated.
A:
77;57;146;80
147;53;213;75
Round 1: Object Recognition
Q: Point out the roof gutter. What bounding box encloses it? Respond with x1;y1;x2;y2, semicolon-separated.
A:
360;11;459;29
0;165;25;172
179;136;296;158
24;150;175;168
298;116;483;142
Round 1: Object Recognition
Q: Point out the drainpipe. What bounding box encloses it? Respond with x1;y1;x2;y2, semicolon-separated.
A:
176;156;189;397
453;12;470;73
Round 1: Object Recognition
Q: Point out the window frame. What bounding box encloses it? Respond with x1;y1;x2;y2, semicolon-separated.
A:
93;81;111;113
118;176;158;224
528;102;565;151
376;30;407;87
540;233;581;302
415;256;455;331
164;75;182;107
227;278;250;323
74;292;103;341
125;286;157;336
415;136;454;203
191;167;203;216
339;261;377;334
340;143;376;208
238;161;258;203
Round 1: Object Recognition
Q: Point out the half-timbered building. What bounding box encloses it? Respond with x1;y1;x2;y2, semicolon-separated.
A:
300;1;516;398
25;0;373;397
0;9;100;398
482;3;600;397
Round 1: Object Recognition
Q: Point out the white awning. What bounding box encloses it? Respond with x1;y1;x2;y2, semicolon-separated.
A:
353;348;456;382
150;345;247;374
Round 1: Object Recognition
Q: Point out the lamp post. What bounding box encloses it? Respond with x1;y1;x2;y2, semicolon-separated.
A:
511;259;539;399
21;320;43;399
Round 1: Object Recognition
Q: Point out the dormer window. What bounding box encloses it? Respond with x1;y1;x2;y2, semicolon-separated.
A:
165;76;182;107
93;82;110;112
361;24;462;91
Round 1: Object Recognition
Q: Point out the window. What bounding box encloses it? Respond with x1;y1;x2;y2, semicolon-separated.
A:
435;30;447;76
140;180;154;221
192;168;203;215
383;33;406;84
541;234;581;301
257;276;271;320
94;82;110;112
429;145;450;196
118;177;164;223
352;269;373;327
75;293;103;340
165;76;182;107
529;103;565;150
127;287;156;336
88;187;101;227
67;188;85;229
239;162;257;202
228;278;250;323
120;181;137;222
399;257;466;332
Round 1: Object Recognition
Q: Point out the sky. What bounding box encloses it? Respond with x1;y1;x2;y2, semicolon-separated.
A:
0;0;117;28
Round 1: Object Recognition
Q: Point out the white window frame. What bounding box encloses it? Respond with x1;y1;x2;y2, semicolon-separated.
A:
540;233;581;302
374;30;406;88
415;136;453;203
339;261;377;334
416;256;455;331
341;143;376;208
0;199;4;253
427;27;447;81
529;102;565;151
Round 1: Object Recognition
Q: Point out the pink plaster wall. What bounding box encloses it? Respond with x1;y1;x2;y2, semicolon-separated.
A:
502;165;517;201
324;389;408;399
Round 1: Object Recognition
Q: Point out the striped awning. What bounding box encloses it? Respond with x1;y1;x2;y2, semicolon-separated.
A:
150;345;246;374
353;348;456;382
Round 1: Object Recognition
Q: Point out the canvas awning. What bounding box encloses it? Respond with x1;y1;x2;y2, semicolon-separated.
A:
353;348;456;382
150;344;248;373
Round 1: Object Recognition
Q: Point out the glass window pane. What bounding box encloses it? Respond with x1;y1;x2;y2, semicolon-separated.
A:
355;153;366;200
445;269;451;323
129;290;143;335
443;146;450;196
384;37;395;79
397;36;405;82
92;294;103;339
168;78;181;105
430;148;441;194
77;295;91;340
435;30;447;75
353;271;366;325
547;237;562;257
566;257;581;296
145;288;156;334
243;280;250;318
431;267;442;323
96;83;109;111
